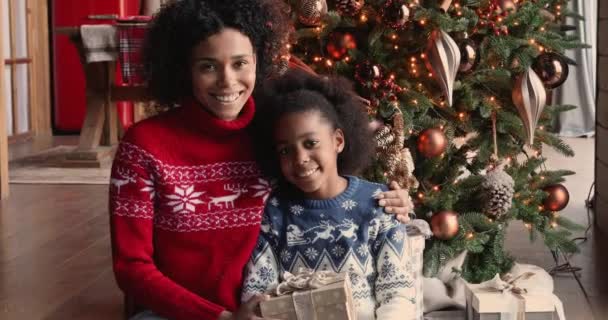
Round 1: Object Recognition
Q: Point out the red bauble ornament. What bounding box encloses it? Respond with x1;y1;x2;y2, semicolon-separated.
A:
326;32;357;60
381;0;410;29
542;184;570;211
417;128;448;158
458;39;479;73
431;210;460;240
336;0;365;16
355;60;383;83
532;52;569;89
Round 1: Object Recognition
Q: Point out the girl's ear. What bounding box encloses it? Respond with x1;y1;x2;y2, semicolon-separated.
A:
334;128;345;153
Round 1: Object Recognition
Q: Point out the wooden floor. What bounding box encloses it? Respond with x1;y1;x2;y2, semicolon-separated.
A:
0;137;605;319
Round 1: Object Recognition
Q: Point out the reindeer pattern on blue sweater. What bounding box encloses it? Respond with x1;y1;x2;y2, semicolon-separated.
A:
242;176;417;320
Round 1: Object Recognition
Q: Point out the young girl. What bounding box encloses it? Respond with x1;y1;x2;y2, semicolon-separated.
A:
110;1;412;319
242;70;417;319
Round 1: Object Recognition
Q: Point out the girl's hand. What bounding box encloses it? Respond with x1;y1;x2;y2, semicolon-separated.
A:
217;294;274;320
376;181;414;223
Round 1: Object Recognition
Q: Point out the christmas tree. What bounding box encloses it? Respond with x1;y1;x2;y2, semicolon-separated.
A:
282;0;586;282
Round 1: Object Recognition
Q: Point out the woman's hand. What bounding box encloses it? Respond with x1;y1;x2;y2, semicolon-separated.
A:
376;181;414;223
217;294;273;320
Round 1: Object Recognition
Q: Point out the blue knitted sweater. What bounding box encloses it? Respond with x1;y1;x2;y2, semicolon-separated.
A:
241;176;417;320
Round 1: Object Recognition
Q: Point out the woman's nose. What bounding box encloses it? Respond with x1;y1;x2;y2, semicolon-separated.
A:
216;66;236;87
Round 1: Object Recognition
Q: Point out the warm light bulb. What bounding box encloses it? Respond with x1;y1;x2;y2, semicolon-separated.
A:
360;14;368;22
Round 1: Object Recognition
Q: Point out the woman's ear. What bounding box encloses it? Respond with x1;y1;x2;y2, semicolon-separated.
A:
334;128;345;153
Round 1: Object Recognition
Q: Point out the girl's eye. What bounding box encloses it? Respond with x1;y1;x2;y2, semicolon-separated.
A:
277;147;289;156
304;140;319;148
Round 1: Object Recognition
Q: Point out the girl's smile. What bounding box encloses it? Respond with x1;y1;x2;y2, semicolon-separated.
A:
274;110;347;199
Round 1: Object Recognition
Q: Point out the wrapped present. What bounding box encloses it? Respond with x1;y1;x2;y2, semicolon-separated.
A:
465;269;566;320
259;270;356;320
406;219;431;320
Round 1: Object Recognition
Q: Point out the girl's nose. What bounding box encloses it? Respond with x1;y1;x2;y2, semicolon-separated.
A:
295;148;309;164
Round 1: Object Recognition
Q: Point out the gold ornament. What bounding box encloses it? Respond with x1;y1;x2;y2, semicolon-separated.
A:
417;128;448;158
297;0;328;26
499;0;516;12
425;30;461;107
512;67;546;145
542;184;570;212
439;0;453;12
539;9;556;21
431;210;460;240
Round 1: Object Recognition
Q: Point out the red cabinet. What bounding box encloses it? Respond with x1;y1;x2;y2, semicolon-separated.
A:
51;0;140;132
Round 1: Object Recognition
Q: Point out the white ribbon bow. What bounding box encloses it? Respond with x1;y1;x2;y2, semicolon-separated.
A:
480;272;566;320
275;269;343;296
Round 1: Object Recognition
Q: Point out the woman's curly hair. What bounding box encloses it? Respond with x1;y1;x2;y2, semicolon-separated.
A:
252;69;374;180
142;0;292;106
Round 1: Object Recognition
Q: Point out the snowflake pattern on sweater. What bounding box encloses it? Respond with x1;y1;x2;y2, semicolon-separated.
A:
242;177;417;320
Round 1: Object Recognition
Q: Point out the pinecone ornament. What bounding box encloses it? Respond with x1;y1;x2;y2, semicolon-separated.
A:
336;0;364;16
481;167;515;219
374;107;418;189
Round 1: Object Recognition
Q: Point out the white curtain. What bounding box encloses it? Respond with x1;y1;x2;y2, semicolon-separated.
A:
554;0;597;137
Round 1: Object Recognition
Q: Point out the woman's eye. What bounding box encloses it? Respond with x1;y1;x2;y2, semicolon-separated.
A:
198;64;215;72
234;60;248;68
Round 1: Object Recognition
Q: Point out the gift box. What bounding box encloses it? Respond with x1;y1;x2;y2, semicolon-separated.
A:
259;272;356;320
465;278;564;320
406;222;429;320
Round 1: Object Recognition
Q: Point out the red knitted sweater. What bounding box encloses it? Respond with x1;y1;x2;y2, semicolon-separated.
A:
109;98;269;320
